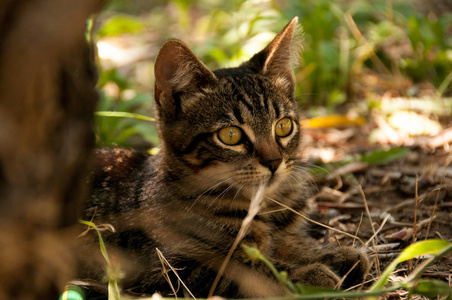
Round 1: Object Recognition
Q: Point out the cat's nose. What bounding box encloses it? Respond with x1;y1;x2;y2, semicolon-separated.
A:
262;158;282;174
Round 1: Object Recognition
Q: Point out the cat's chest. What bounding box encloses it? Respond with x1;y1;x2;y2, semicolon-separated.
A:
160;199;276;251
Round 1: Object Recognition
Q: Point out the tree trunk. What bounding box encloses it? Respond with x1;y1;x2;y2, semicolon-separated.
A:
0;0;104;298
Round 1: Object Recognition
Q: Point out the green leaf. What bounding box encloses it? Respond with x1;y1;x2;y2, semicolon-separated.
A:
410;280;452;298
370;239;452;291
97;15;145;37
397;239;451;262
359;147;410;165
97;68;130;90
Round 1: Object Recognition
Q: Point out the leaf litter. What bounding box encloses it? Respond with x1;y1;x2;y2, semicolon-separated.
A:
303;119;452;297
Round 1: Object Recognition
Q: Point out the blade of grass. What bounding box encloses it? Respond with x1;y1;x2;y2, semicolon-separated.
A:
79;220;122;300
437;72;452;97
156;248;196;299
96;111;156;122
108;279;121;300
409;175;419;272
79;220;112;265
424;190;440;241
358;185;381;279
139;287;404;300
344;13;391;76
243;245;296;294
364;209;390;247
265;195;365;246
208;182;267;298
242;245;404;300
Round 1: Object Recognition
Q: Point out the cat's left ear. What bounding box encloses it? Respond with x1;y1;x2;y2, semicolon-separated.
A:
246;17;301;89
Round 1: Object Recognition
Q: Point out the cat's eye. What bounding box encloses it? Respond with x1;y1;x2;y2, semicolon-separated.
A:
218;126;242;145
275;118;293;137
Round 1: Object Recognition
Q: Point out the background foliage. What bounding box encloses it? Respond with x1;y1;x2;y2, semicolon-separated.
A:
93;0;452;150
86;2;452;298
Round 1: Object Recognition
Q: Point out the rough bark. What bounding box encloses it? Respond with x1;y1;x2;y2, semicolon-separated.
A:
0;0;104;298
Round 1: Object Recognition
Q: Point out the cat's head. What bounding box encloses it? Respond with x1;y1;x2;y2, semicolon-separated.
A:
153;17;303;196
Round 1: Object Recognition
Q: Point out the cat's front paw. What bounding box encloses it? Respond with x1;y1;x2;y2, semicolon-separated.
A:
290;263;340;288
317;246;368;288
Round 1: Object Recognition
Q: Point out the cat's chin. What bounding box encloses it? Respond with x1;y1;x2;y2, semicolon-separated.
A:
236;172;287;200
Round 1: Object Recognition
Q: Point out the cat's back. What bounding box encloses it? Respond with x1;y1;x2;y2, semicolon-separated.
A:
85;148;154;218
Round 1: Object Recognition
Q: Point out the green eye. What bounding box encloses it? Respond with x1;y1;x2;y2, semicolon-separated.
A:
275;118;293;137
218;126;242;145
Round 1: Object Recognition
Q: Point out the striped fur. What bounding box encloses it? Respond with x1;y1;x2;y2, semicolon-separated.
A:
78;17;368;298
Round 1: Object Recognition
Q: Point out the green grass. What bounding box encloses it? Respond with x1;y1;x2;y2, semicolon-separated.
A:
76;220;452;299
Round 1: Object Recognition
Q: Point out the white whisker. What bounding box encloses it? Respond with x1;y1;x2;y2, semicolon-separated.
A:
185;176;235;214
232;182;246;202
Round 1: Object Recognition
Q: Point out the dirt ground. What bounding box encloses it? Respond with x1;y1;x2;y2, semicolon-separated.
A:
303;123;452;297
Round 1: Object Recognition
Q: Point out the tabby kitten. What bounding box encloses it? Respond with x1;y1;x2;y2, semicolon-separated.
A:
78;17;368;298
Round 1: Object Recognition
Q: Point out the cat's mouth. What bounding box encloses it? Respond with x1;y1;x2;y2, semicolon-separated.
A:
247;173;277;185
194;161;289;197
229;162;291;192
238;172;284;194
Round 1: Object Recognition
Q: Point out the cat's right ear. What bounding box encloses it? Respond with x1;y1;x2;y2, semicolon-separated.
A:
154;40;217;115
